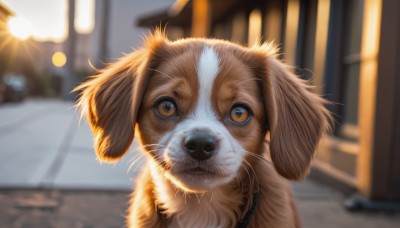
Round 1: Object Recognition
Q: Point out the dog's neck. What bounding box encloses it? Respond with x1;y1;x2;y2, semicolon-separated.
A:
150;163;256;228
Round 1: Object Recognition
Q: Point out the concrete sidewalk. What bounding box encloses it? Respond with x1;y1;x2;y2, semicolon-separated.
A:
0;99;138;190
0;99;399;227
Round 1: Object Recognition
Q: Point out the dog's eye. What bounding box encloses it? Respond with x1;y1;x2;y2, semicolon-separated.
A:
230;105;251;124
156;100;177;118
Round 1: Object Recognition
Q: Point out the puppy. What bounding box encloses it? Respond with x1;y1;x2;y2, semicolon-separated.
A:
75;31;330;228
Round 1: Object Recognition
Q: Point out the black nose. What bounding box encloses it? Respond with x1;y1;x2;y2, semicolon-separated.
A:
184;135;217;161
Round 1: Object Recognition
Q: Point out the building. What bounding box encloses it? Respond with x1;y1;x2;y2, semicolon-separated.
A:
89;0;174;68
138;0;400;207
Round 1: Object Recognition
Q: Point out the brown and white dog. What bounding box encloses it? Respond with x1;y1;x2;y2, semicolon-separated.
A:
75;31;330;227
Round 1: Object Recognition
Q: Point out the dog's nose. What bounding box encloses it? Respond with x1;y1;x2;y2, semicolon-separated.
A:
184;135;217;160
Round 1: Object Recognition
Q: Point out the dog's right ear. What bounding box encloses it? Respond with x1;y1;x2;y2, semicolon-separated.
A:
74;32;170;162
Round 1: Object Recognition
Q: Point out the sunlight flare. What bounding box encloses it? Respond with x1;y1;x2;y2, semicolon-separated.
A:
7;16;33;40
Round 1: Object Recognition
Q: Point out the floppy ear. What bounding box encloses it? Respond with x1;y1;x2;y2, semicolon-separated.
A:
74;32;170;162
257;54;331;180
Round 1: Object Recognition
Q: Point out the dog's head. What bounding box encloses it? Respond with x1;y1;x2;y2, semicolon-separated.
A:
76;32;330;192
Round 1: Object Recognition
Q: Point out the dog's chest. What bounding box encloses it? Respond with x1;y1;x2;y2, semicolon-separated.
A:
151;165;243;227
165;191;238;228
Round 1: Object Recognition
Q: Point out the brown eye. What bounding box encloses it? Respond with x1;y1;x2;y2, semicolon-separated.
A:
230;105;250;124
156;100;177;118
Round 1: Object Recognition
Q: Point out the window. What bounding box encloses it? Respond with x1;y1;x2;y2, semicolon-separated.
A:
324;0;364;141
339;0;364;141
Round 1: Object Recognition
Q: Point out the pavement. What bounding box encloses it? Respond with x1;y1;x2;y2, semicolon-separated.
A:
0;99;399;228
0;99;138;190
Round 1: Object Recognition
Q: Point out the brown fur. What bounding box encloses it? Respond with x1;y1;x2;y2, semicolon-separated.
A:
137;46;201;155
75;31;330;227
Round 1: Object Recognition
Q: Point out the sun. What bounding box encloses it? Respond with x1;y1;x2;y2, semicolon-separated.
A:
7;16;33;41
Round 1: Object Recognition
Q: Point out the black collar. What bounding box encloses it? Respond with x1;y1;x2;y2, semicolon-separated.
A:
236;192;260;228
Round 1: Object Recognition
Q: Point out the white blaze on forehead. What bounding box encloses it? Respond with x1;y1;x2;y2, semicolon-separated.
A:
198;46;220;91
195;46;220;118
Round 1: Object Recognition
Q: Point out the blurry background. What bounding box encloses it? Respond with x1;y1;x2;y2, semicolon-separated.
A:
0;0;400;227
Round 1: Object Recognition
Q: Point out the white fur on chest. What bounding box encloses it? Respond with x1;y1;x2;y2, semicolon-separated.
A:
151;161;241;228
167;191;233;228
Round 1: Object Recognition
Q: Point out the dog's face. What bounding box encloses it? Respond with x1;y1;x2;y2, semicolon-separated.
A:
76;32;329;192
138;45;266;191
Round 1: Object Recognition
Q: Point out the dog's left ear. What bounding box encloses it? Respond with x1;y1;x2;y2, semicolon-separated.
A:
248;47;331;180
74;32;170;162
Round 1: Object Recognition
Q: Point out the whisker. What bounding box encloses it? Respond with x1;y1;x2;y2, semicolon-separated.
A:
227;150;262;193
243;150;270;164
150;154;175;171
130;143;167;153
140;143;167;148
143;148;167;154
129;151;164;171
240;163;252;182
128;152;164;175
127;152;143;163
127;155;143;173
242;159;260;193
